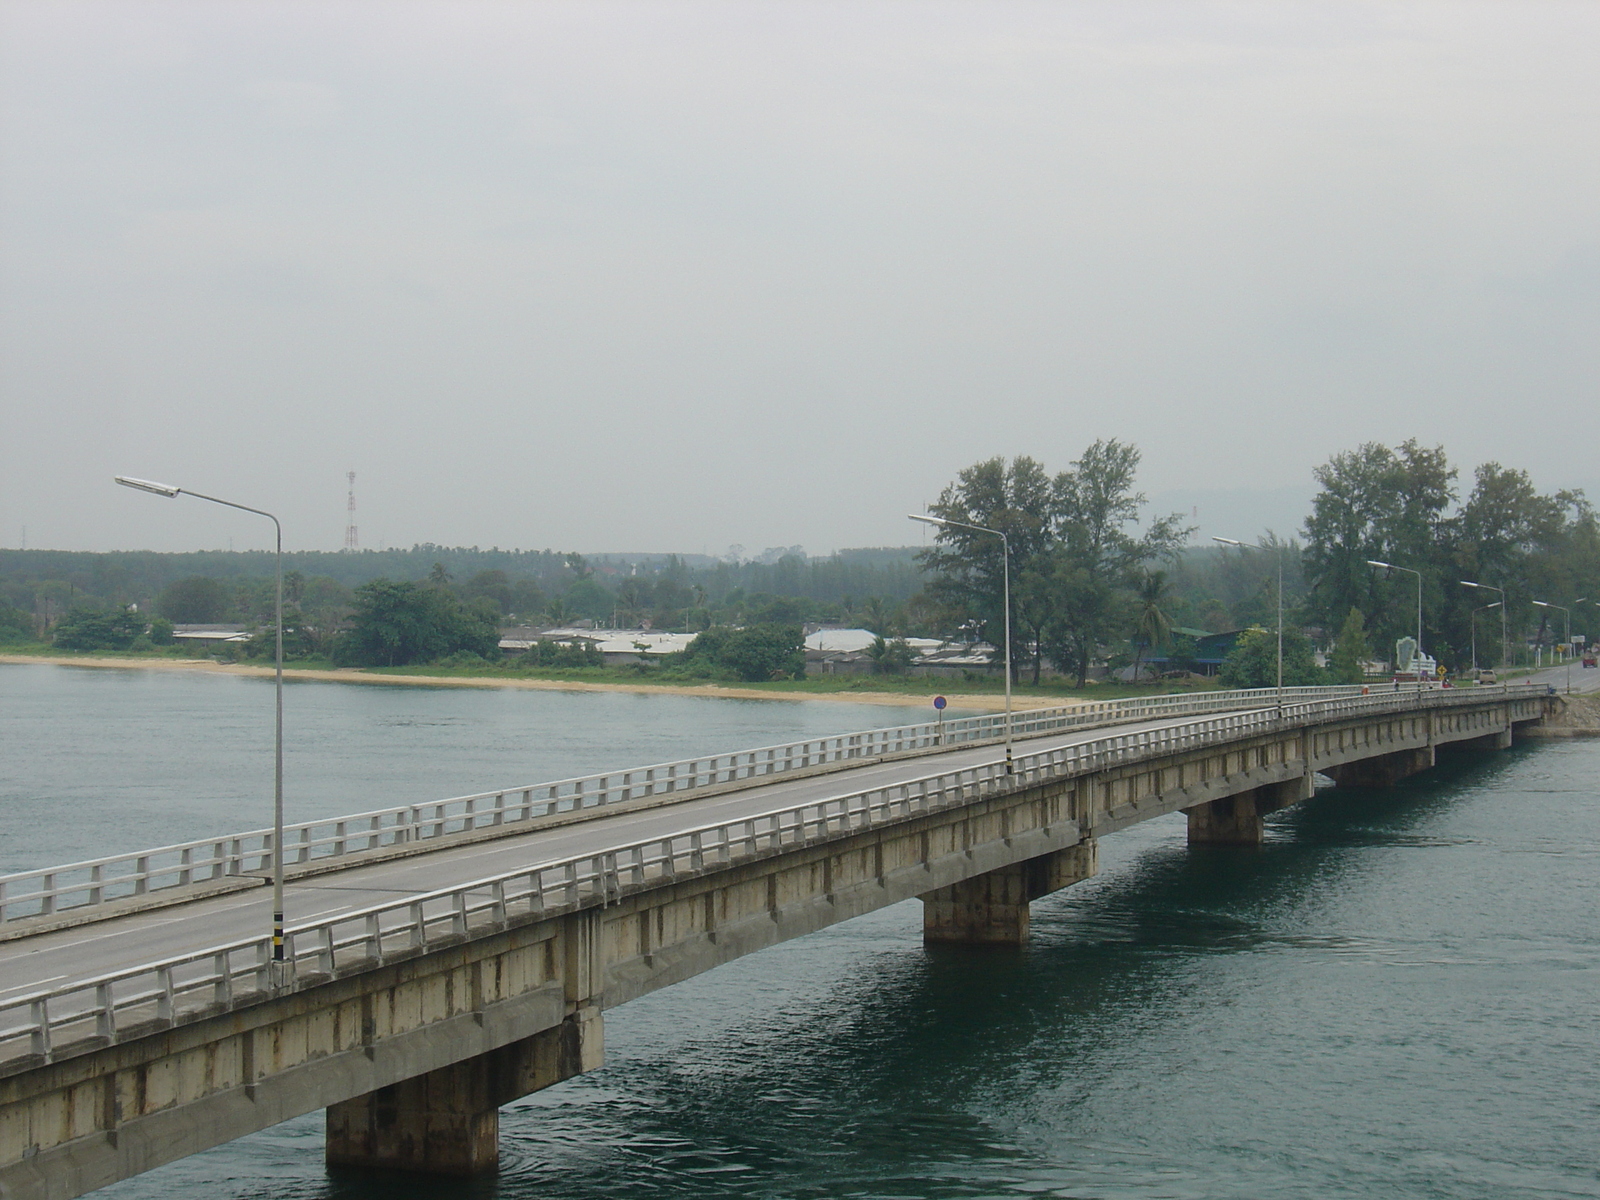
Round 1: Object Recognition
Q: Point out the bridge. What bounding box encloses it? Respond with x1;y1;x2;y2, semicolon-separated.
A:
0;683;1550;1200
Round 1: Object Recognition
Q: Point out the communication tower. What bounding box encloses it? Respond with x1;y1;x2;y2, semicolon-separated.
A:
343;471;359;551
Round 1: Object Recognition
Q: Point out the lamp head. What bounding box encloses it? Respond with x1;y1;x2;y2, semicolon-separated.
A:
908;514;947;527
1532;600;1551;608
1460;580;1483;589
115;476;181;498
1212;537;1242;547
1366;559;1391;569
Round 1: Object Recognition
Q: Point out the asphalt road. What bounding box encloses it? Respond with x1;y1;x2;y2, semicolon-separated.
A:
0;707;1258;1004
1521;659;1600;694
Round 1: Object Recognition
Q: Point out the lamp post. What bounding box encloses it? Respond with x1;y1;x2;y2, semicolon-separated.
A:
1470;601;1501;673
1367;560;1425;694
117;476;287;974
910;513;1012;773
1532;600;1572;694
1214;537;1284;718
1579;598;1594;678
1459;581;1507;678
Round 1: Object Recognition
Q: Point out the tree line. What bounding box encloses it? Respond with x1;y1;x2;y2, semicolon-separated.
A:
7;438;1590;682
899;437;1595;685
1301;440;1597;670
0;545;927;644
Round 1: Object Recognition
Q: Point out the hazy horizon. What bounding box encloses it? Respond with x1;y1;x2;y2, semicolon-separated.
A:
3;2;1596;556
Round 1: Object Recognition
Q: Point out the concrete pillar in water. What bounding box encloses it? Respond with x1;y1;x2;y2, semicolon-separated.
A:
325;1006;602;1175
921;842;1097;945
1186;775;1311;846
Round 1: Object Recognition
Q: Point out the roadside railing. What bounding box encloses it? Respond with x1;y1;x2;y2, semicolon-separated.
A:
0;685;1370;927
0;683;1527;1069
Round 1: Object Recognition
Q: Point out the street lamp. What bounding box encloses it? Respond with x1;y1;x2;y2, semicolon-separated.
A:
1470;601;1501;673
910;513;1012;773
1459;581;1507;676
1367;560;1425;694
1532;600;1572;694
1579;598;1594;675
1214;537;1283;718
116;476;287;974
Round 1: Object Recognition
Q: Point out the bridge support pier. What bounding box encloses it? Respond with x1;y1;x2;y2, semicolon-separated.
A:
325;1006;602;1176
1186;775;1311;846
921;842;1097;945
1322;746;1435;789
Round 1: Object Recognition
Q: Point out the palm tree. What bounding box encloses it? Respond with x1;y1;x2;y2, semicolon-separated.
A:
866;635;914;675
862;596;896;636
1131;570;1174;682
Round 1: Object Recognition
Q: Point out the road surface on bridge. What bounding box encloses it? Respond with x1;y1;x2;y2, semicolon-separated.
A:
1523;660;1600;693
0;705;1250;1005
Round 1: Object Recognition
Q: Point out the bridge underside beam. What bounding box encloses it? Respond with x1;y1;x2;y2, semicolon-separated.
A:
325;1006;600;1176
1321;746;1435;790
921;842;1097;945
1440;726;1513;753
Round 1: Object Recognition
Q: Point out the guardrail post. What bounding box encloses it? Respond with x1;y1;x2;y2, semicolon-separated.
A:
157;966;174;1022
95;982;115;1040
30;997;51;1059
319;925;336;975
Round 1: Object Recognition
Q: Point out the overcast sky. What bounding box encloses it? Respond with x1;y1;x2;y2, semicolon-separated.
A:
2;1;1596;557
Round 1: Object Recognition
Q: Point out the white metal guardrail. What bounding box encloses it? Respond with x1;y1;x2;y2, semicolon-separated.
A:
0;684;1531;1069
0;685;1373;925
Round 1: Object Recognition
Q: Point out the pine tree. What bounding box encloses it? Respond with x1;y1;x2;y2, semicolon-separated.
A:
1328;608;1370;684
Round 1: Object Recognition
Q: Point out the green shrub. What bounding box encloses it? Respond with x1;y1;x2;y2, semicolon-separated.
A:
521;640;603;669
1219;627;1325;688
682;623;804;682
51;607;145;651
334;579;500;667
0;600;33;643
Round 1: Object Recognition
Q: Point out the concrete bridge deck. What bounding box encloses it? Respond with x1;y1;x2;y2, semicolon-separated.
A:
0;684;1550;1200
0;707;1258;1004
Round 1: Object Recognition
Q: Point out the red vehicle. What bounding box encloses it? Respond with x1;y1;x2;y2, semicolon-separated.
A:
1584;655;1597;669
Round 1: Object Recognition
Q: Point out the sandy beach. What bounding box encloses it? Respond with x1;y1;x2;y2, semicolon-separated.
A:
0;652;1058;712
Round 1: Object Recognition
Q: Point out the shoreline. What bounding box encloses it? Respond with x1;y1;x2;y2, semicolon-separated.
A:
0;652;1055;712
